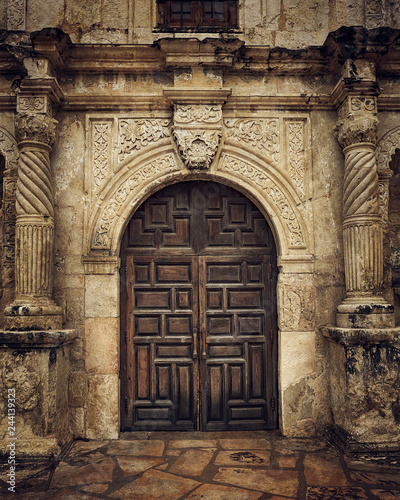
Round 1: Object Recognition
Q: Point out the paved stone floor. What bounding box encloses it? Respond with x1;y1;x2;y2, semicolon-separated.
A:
1;431;400;499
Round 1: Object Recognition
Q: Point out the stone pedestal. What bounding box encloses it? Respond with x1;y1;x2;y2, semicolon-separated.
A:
0;330;76;459
322;326;400;458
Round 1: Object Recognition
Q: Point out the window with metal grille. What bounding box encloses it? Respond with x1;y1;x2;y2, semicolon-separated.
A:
157;1;238;29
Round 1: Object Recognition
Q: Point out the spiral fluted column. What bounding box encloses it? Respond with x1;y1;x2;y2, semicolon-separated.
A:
335;84;394;328
4;112;62;329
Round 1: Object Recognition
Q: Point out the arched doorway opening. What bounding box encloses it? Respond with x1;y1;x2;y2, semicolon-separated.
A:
120;181;278;431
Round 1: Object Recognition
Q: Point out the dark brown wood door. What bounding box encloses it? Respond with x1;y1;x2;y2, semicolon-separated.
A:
120;182;278;431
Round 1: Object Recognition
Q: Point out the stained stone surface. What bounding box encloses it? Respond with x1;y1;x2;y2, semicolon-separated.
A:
2;432;400;499
111;469;201;499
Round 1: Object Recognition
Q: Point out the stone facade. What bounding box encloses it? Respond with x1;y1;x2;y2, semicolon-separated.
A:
0;1;399;458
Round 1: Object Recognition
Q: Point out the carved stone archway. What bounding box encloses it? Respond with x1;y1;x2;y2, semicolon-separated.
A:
83;138;315;439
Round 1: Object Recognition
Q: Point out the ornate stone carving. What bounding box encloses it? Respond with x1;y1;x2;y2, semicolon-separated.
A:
366;0;383;25
224;119;280;163
287;121;305;198
18;97;46;114
118;119;171;163
378;180;389;229
343;144;380;218
175;105;222;123
16;147;54;217
15;113;57;147
0;129;19;173
172;105;223;170
93;154;177;248
336;114;378;149
376;126;400;172
93;122;111;191
6;0;26;30
220;154;305;247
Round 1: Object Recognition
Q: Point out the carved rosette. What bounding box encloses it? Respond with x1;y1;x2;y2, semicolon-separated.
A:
172;104;223;170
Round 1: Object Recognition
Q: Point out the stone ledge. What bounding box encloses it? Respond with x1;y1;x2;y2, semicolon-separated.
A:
321;325;400;347
0;330;77;349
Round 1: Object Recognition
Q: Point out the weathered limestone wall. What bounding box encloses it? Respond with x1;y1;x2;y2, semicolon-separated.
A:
0;0;398;45
0;1;399;454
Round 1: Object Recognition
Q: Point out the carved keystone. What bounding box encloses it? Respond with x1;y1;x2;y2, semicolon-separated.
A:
164;88;231;170
172;104;223;170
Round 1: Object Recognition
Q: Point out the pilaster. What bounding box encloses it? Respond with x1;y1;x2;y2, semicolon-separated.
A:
333;59;394;329
4;56;63;330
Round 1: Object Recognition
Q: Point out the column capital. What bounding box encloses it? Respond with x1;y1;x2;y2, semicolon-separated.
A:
14;112;57;148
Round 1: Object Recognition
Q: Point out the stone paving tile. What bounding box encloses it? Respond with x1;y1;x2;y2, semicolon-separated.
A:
350;469;400;487
213;466;299;497
67;440;108;458
306;486;368;499
370;489;400;499
105;439;164;456
50;456;115;488
116;456;165;476
3;432;400;499
304;452;350;487
169;448;214;476
168;439;217;448
80;482;109;493
110;468;200;499
186;483;264;499
274;455;298;468
213;449;271;466
219;438;271;449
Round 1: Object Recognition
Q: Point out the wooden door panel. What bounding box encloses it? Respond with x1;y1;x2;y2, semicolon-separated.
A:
124;254;198;430
201;255;271;430
121;182;277;432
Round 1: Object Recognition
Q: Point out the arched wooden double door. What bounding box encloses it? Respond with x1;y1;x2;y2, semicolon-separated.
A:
120;181;278;431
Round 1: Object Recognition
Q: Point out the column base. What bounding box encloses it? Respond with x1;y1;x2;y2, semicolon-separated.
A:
0;330;76;459
4;301;62;330
322;325;400;459
336;297;394;328
326;424;400;459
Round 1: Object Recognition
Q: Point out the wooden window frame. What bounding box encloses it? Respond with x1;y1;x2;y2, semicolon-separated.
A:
156;0;238;31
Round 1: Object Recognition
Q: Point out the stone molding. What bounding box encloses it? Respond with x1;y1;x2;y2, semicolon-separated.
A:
218;151;307;249
82;256;120;275
85;146;311;258
89;151;181;251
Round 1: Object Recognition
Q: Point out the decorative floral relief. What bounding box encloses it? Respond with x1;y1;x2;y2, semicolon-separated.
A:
173;129;221;170
0;130;19;172
366;0;383;24
379;181;389;229
93;122;111;191
174;105;222;124
118;119;171;163
93;154;177;248
221;154;305;247
7;0;26;30
224;119;280;164
376;127;400;172
18;97;46;113
351;97;377;113
287;121;305;198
